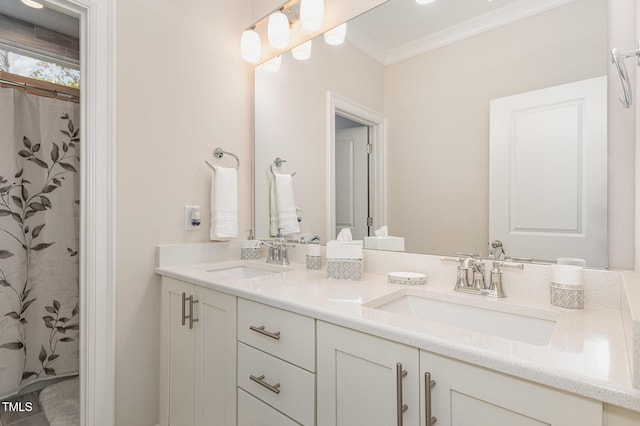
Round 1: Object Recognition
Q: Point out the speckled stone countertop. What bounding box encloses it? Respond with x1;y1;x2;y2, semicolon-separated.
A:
156;258;640;412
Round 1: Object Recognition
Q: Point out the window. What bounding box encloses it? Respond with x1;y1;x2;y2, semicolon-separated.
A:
0;50;79;88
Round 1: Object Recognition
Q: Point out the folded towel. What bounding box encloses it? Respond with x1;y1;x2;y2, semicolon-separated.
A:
210;167;238;239
269;172;300;236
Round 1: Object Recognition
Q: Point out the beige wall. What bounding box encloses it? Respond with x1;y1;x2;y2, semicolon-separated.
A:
254;40;384;242
115;0;253;424
384;0;622;261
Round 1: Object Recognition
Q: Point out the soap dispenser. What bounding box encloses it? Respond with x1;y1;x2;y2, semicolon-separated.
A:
240;229;261;260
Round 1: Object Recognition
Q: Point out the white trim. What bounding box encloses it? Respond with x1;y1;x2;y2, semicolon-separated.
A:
350;0;577;65
327;91;387;240
41;0;116;425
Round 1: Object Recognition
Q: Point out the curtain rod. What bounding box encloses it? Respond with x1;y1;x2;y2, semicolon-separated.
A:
0;76;79;102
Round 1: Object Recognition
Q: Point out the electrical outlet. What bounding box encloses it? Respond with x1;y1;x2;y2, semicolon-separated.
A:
184;205;201;230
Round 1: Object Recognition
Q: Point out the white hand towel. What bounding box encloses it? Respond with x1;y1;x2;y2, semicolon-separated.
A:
210;167;238;239
270;172;300;235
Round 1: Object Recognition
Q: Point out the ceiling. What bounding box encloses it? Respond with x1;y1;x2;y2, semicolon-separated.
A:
0;0;79;39
347;0;576;64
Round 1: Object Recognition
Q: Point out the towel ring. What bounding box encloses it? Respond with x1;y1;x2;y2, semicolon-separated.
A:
611;38;640;108
206;147;240;172
270;157;296;177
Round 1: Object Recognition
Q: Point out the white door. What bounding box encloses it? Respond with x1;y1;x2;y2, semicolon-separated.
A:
335;126;369;240
194;287;236;426
160;278;196;426
489;76;607;266
317;322;420;426
421;351;602;425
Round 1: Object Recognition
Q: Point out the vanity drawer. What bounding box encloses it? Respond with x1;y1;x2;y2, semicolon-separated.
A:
238;298;315;371
238;342;315;426
237;388;301;426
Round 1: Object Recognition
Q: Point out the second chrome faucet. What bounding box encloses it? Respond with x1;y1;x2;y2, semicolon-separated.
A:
453;255;523;298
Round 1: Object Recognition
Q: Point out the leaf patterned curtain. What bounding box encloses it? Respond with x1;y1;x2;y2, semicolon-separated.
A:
0;88;80;398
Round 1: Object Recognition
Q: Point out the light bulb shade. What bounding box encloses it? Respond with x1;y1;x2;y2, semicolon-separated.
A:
300;0;324;31
415;0;436;4
323;23;347;46
21;0;44;8
292;40;312;60
262;55;282;72
240;29;261;63
268;11;290;49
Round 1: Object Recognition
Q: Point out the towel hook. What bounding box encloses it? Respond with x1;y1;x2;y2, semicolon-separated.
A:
611;38;640;108
206;147;240;172
270;157;296;177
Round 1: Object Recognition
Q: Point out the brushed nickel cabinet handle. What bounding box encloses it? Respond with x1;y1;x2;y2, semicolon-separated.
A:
181;292;187;326
249;325;281;340
189;297;199;330
249;374;281;395
424;372;437;425
396;363;408;426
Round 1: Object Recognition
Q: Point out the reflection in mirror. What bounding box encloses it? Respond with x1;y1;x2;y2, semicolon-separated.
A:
254;0;609;267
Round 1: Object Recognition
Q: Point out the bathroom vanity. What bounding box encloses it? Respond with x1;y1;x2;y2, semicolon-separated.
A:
156;243;640;426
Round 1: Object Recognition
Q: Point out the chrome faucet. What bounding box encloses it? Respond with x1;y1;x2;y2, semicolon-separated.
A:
450;254;523;298
261;229;295;266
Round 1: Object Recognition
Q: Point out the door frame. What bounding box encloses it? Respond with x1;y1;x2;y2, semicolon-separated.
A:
327;91;386;240
42;1;116;425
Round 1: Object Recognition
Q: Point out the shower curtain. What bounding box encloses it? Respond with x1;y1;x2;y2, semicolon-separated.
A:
0;87;80;398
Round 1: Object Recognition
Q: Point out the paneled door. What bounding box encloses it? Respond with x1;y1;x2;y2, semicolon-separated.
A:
489;76;607;266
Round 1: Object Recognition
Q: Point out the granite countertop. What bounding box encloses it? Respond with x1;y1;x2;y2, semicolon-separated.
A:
156;259;640;412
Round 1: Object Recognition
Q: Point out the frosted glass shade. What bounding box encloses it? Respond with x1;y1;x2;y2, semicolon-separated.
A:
300;0;324;31
323;23;347;46
268;11;290;49
292;40;312;61
21;0;44;8
416;0;436;4
240;29;261;63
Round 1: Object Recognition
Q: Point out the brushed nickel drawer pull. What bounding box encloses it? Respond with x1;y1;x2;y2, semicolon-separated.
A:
249;325;281;340
249;374;281;395
396;363;408;426
424;372;437;425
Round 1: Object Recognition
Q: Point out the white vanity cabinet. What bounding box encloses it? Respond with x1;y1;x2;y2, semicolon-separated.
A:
237;298;316;426
159;277;237;426
420;351;602;426
317;321;421;426
318;321;605;426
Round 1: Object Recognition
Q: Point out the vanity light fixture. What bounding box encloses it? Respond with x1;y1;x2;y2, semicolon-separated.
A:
300;0;324;31
268;10;291;49
240;28;262;63
21;0;44;9
292;40;312;60
323;23;347;46
262;55;282;72
416;0;437;4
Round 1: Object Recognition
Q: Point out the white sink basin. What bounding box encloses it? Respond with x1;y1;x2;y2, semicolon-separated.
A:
367;292;557;346
205;262;292;280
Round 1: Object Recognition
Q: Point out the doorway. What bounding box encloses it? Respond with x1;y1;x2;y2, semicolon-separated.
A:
327;91;387;241
335;115;371;240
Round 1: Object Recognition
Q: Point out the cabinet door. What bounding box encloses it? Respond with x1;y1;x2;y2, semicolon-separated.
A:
317;322;420;426
420;351;602;426
160;278;196;426
194;286;237;426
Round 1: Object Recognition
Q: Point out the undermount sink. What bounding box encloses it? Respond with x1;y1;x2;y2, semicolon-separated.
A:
366;291;557;346
205;262;292;280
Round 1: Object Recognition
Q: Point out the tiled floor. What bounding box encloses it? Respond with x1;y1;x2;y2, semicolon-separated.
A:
0;391;49;426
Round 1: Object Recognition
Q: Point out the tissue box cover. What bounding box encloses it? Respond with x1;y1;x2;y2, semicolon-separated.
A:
364;236;405;252
326;241;363;259
327;258;363;280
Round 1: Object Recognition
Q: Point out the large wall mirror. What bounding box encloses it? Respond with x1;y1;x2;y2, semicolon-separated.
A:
255;0;614;268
